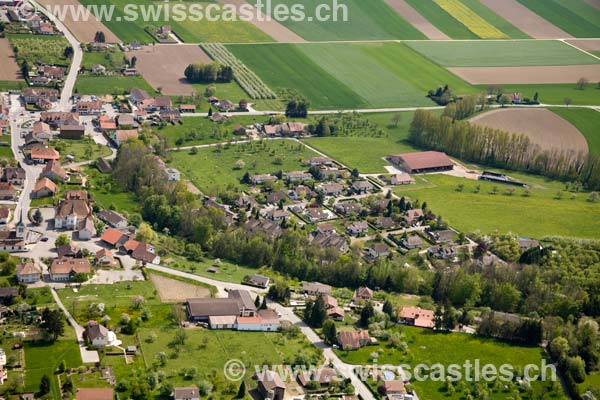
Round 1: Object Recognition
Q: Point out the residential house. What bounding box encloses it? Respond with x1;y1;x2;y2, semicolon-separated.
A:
250;174;277;185
78;215;96;240
41;111;80;129
54;198;91;229
0;120;8;135
402;234;423;249
2;167;26;186
16;262;42;283
90;64;106;74
288;185;315;201
116;114;138;129
131;242;160;264
245;219;281;241
335;201;361;216
236;312;280;332
59;124;85;140
75;388;114;400
0;230;26;252
391;173;415;185
0;183;16;201
256;370;285;400
248;274;269;288
281;122;306;136
178;104;196;113
266;209;289;222
174;386;200;400
404;209;424;226
430;229;455;243
23;88;58;105
160;110;180;122
353;287;373;302
50;257;91;281
351;180;373;194
130;89;150;104
38;22;54;34
31;177;56;199
302;282;331;296
297;368;339;388
265;191;287;205
316;223;335;235
41;159;68;182
375;216;395;230
304;207;327;222
57;242;82;258
41;65;64;80
318;183;343;196
398;306;435;329
28;145;60;164
312;232;349;253
111;129;139;146
379;380;407;400
347;221;368;236
367;243;390;259
76;100;103;116
285;171;312;183
85;320;117;347
338;329;370;350
100;227;128;247
427;245;457;260
309;157;333;167
217;99;234;112
98;115;117;132
96;210;128;229
95;249;117;267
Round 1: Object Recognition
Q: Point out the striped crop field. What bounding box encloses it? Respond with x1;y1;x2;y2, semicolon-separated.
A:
433;0;508;38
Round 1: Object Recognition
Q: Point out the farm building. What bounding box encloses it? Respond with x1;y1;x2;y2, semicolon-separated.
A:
388;151;453;173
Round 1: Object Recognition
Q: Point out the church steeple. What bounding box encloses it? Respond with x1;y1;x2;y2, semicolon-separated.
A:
16;210;25;239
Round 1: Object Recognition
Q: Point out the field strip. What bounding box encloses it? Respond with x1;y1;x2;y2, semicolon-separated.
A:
218;0;305;42
561;39;600;61
447;65;600;84
37;0;120;43
586;0;600;10
478;0;572;39
0;38;21;81
434;0;507;39
383;0;450;40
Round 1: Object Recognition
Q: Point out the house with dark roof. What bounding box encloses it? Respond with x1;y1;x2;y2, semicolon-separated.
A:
97;209;128;229
367;243;391;259
256;370;285;400
41;159;68;182
54;198;91;229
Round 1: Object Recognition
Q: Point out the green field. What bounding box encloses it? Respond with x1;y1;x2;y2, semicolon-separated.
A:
404;0;478;39
229;42;476;109
408;39;599;66
54;138;112;162
75;75;155;95
459;0;530;39
162;255;268;284
79;0;272;43
248;0;425;41
550;108;600;154
303;111;424;173
84;166;140;215
483;83;600;106
81;50;126;71
517;0;600;38
337;326;564;400
395;173;600;239
169;139;320;192
0;80;24;91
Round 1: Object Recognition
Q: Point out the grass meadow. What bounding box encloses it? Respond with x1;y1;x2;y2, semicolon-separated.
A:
337;326;564;400
75;75;155;95
248;0;426;41
550;108;600;155
407;39;599;67
169;139;320;192
517;0;600;38
394;173;600;239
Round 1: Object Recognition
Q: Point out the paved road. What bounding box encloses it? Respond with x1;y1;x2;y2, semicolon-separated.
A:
50;288;100;363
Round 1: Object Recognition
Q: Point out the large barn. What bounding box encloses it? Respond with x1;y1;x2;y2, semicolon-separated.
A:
388;151;454;174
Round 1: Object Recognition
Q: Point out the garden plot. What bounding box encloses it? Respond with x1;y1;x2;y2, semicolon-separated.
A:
149;274;211;302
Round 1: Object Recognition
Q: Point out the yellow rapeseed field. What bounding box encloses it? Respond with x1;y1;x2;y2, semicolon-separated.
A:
434;0;508;39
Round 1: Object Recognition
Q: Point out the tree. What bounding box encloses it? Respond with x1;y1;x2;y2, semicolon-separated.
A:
499;95;510;107
135;222;155;243
236;381;246;398
260;296;268;310
94;31;106;43
576;77;589;90
130;56;137;67
322;319;337;344
20;60;29;81
382;299;395;320
64;46;74;59
564;97;572;107
41;308;65;341
360;302;374;327
254;295;261;308
391;112;402;127
55;234;70;248
443;307;457;331
32;209;43;225
40;374;51;395
434;305;443;330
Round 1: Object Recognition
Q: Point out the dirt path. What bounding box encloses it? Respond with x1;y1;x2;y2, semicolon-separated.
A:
37;0;120;43
0;38;21;81
585;0;600;10
448;64;600;84
218;0;305;42
469;108;589;154
383;0;449;40
478;0;572;39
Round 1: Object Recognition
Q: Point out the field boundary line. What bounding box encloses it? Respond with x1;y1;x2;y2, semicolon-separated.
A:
560;39;600;61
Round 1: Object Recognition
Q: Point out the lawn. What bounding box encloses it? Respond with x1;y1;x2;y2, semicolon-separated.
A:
53;138;112;162
78;0;272;43
404;0;478;39
458;0;530;39
227;43;368;110
337;326;564;400
303;111;435;173
83;166;140;215
407;39;599;67
517;0;600;38
138;326;321;393
550;108;600;155
81;50;126;71
169;139;321;193
7;34;71;67
0;80;24;91
162;255;272;284
156;115;255;147
481;83;600;106
24;330;82;397
394;173;600;239
75;75;155;95
248;0;426;41
0;146;14;161
229;42;476;109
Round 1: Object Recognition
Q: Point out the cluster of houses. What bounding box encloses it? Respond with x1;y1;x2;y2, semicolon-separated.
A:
100;226;160;265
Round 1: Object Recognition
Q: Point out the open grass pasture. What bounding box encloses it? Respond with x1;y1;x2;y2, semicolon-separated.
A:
517;0;600;38
395;173;600;239
75;75;155;95
248;0;425;41
337;326;564;400
404;0;478;39
407;39;600;67
229;42;476;109
550;108;600;155
79;0;273;43
169;139;320;192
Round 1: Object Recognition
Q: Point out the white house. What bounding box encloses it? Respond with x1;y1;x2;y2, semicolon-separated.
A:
16;262;42;284
86;320;120;347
